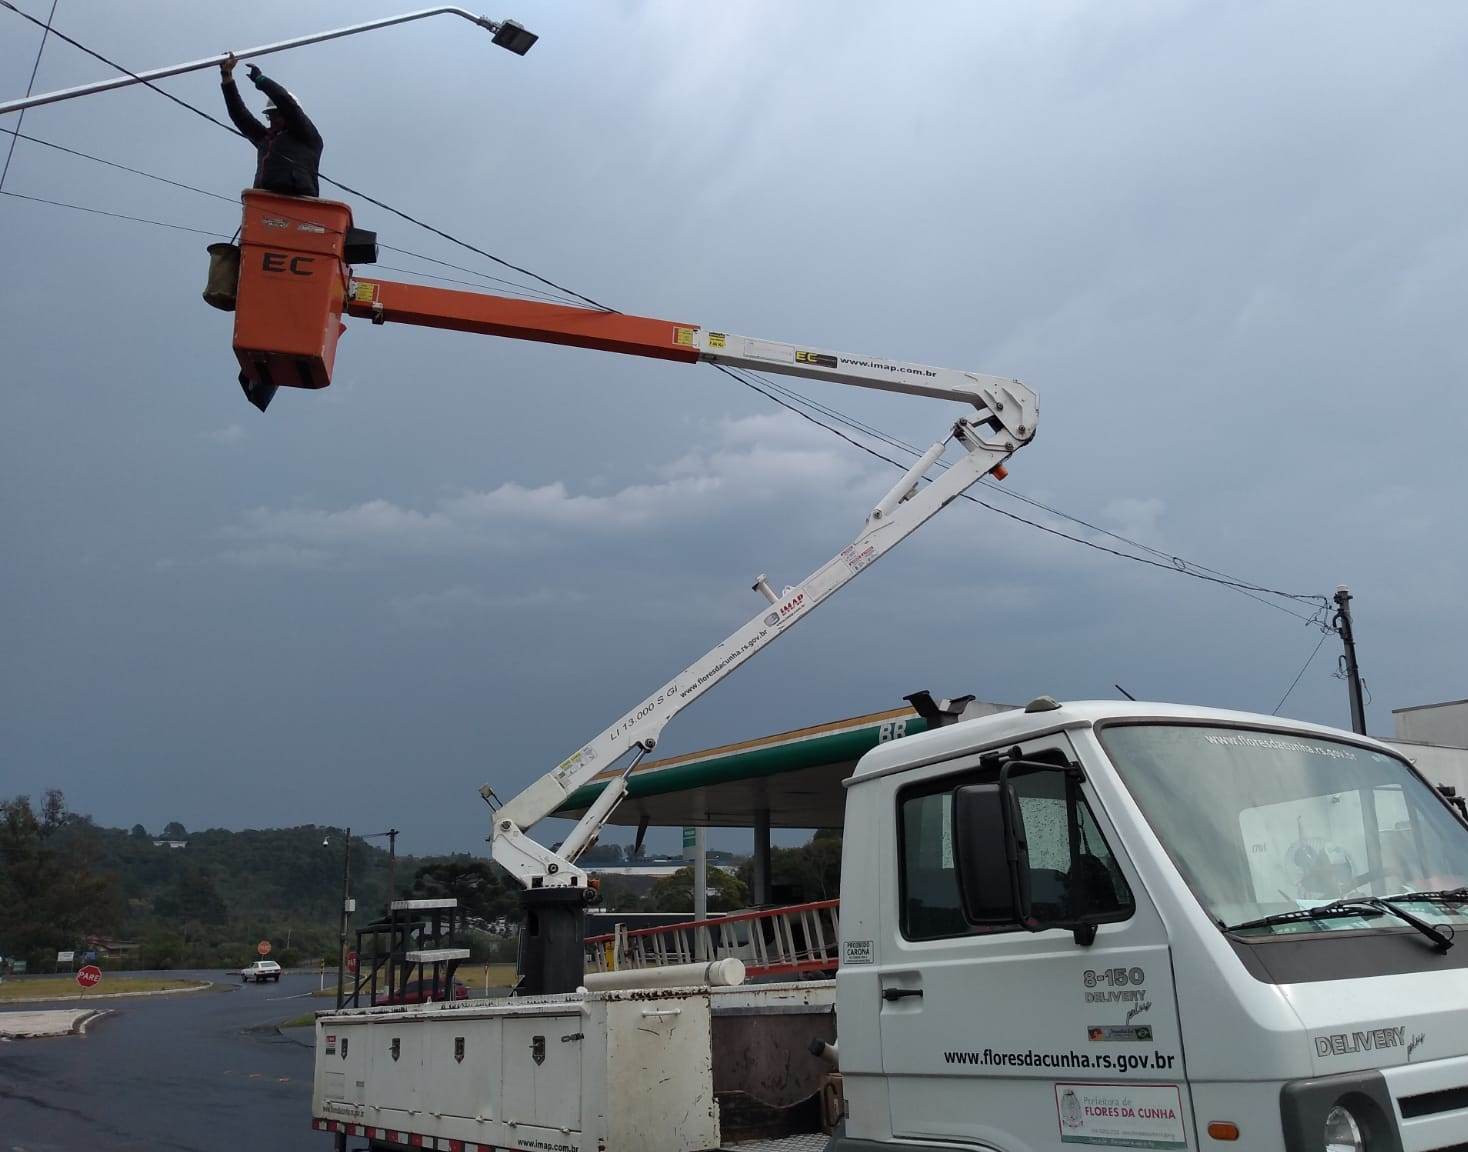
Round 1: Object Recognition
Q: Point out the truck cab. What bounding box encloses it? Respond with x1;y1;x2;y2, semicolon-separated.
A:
311;699;1468;1152
835;700;1468;1152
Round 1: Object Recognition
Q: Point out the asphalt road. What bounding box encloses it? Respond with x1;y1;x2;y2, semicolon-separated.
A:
0;970;325;1152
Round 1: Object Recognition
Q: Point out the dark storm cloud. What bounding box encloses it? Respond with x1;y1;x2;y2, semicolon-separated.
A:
2;2;1463;855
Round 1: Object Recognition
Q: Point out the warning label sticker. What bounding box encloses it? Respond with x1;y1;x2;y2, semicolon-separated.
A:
674;326;697;347
1055;1083;1185;1149
843;940;874;965
708;332;727;349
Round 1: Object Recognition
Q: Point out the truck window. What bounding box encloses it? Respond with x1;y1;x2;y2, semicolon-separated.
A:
898;762;1134;940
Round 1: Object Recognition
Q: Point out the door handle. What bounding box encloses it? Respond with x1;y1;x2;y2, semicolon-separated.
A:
882;987;923;1001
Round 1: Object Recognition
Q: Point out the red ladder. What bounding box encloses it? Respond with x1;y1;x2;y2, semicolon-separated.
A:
585;900;840;979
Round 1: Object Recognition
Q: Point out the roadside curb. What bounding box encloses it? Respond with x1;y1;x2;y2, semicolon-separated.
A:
278;1022;316;1048
0;1007;109;1040
0;980;213;1006
74;1009;110;1035
250;1017;316;1048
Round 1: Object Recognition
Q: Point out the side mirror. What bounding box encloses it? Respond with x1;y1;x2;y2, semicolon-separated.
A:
953;781;1032;926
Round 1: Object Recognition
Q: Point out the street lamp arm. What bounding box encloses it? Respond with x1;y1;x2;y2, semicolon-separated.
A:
0;6;524;116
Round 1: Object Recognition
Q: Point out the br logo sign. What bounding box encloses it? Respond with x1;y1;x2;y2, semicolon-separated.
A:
76;965;103;989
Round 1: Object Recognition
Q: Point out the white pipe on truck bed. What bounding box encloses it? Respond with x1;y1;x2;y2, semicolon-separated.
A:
581;958;746;991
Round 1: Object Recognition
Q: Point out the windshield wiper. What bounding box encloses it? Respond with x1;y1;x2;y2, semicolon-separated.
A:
1382;887;1468;906
1225;897;1454;952
1224;900;1385;933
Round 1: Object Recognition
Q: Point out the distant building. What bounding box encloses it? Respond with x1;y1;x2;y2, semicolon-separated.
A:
1389;698;1468;796
84;935;140;958
588;863;740;879
151;839;188;849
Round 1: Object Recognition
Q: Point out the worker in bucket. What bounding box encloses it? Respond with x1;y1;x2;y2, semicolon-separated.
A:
220;53;323;198
219;54;323;411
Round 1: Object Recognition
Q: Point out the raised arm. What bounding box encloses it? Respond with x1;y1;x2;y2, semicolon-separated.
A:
219;55;265;143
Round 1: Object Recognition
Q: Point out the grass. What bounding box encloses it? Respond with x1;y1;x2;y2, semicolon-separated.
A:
470;963;518;990
0;975;204;1002
308;964;520;1002
281;1011;318;1029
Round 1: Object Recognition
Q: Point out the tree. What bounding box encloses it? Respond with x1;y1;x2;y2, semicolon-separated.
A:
153;868;228;923
130;824;149;840
648;866;747;913
410;857;515;923
596;874;648;912
140;927;186;970
161;821;187;840
738;830;842;903
0;790;119;964
579;842;624;865
0;797;42;955
41;789;65;831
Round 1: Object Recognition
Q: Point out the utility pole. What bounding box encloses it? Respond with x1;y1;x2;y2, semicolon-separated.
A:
386;828;399;901
336;827;351;1011
1333;585;1367;735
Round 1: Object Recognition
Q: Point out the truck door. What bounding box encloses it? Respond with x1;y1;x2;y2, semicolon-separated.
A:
877;735;1194;1151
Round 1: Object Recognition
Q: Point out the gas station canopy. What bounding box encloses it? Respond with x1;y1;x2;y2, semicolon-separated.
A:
553;700;1013;829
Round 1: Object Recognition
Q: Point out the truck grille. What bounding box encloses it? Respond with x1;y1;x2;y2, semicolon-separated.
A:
1401;1085;1468;1119
1383;1055;1468;1152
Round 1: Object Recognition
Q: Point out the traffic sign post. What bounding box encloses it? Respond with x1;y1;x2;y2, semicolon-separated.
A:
76;965;102;995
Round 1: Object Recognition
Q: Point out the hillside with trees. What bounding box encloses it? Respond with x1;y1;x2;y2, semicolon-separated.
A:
0;789;519;970
0;789;841;971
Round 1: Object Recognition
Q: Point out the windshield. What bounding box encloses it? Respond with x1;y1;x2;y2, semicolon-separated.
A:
1099;724;1468;937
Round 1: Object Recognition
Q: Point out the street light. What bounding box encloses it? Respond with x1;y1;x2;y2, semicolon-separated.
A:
323;828;400;1009
0;7;538;116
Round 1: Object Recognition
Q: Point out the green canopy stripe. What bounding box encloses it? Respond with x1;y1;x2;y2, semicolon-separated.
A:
554;715;932;816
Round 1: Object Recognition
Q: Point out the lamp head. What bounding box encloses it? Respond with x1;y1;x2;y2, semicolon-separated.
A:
492;19;537;55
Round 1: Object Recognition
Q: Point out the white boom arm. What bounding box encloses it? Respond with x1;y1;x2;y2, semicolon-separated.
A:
489;339;1037;890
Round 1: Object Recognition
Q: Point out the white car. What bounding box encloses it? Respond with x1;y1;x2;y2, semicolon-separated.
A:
240;959;282;983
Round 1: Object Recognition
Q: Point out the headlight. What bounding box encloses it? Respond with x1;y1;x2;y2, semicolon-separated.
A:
1324;1105;1365;1152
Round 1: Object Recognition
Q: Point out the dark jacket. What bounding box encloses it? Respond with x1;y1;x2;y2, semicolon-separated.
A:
222;74;322;197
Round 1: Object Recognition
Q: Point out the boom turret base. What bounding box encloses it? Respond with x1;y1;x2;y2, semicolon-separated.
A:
516;886;589;996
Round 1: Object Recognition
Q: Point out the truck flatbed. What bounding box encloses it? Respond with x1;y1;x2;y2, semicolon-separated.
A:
312;980;837;1152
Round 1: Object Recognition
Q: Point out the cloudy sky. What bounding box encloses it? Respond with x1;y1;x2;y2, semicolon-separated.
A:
2;1;1464;857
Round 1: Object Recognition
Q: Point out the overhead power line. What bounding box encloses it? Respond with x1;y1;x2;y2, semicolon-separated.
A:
0;188;229;237
0;0;613;311
1273;630;1331;715
720;362;1326;617
715;363;1329;622
315;173;618;313
0;126;580;308
1;125;236;203
0;0;57;192
0;3;1333;635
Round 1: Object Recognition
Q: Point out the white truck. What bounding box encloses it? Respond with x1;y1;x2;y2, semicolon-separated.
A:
312;699;1468;1152
240;206;1468;1150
